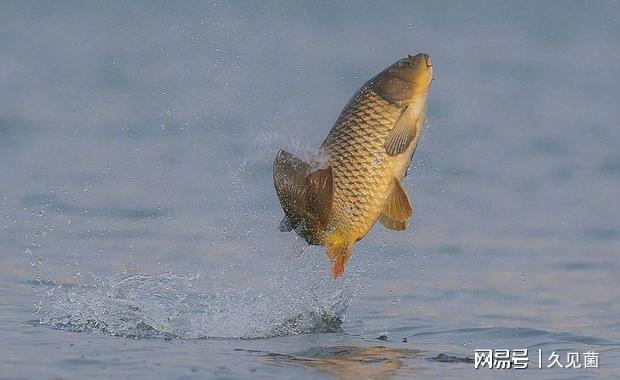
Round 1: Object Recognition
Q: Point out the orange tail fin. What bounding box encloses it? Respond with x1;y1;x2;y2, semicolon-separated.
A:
326;236;352;279
332;255;347;278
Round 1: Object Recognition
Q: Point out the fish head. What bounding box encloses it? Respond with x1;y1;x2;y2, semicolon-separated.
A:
372;53;433;105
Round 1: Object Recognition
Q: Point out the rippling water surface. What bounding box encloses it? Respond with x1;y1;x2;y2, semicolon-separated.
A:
1;1;620;379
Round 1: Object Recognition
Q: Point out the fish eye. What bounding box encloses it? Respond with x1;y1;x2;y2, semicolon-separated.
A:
397;59;411;68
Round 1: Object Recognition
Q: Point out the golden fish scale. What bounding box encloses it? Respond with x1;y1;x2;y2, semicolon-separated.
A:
321;86;403;238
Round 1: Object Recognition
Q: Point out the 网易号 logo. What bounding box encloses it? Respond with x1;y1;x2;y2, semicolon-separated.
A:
474;349;599;369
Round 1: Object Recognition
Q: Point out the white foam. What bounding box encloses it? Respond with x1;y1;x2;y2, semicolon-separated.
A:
36;254;359;339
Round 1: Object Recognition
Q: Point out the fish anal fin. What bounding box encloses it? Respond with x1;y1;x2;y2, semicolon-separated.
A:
306;166;333;224
382;178;413;224
326;235;352;279
379;215;408;231
385;106;418;156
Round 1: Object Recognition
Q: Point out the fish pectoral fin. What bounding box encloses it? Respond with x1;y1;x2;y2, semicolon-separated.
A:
306;166;333;225
379;215;408;231
384;105;418;156
326;236;352;279
381;178;413;228
273;149;311;227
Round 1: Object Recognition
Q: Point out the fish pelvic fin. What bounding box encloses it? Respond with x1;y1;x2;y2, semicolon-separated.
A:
273;149;334;240
379;215;408;231
385;105;418;156
326;234;353;279
380;178;413;230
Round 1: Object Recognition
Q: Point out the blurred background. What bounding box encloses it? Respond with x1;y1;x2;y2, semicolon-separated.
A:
1;1;619;379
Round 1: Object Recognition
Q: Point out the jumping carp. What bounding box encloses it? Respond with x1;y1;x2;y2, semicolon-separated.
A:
273;53;433;278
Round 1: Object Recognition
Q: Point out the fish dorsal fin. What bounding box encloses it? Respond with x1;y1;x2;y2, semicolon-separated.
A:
380;178;413;230
306;166;333;224
273;149;334;234
384;105;418;156
273;149;311;226
279;215;294;232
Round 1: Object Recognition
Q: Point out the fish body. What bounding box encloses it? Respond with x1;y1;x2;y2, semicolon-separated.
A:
274;54;433;278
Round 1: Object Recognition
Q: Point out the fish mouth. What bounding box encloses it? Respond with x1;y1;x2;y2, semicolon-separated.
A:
424;55;432;68
408;53;432;68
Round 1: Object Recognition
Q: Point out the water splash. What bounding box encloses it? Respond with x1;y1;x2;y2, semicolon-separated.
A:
36;254;357;339
35;131;362;340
